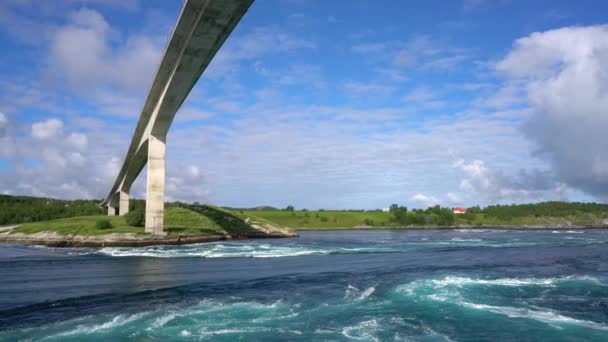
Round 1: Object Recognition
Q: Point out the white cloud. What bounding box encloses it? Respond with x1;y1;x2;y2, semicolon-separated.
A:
67;132;88;150
496;25;608;198
46;8;164;116
446;192;463;204
453;159;562;203
411;193;441;208
188;165;200;178
32;118;63;140
0;112;7;125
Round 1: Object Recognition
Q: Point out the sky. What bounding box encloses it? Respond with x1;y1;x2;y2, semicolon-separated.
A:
0;0;607;210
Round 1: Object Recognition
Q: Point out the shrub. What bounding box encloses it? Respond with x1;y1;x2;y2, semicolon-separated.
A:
125;207;145;227
95;219;113;230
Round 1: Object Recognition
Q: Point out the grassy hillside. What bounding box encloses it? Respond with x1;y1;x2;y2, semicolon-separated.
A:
242;210;394;228
10;206;289;237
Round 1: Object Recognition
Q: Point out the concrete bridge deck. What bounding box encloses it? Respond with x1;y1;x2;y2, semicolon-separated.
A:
102;0;254;234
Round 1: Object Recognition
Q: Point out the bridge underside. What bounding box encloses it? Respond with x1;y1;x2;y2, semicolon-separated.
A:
102;0;254;234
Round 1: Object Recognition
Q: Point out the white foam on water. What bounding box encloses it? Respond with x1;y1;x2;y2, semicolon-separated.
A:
395;275;608;332
398;275;606;296
454;229;506;233
341;319;380;341
396;275;606;303
457;301;608;331
96;242;397;259
553;230;585;234
180;330;191;337
433;240;538;248
45;312;148;339
198;327;270;338
149;312;179;329
345;285;376;302
359;287;376;301
252;311;299;323
450;238;483;242
432;276;557;287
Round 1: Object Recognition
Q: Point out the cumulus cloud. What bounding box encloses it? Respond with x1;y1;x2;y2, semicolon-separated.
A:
67;132;88;151
453;159;563;203
411;193;441;208
32;118;63;139
497;25;608;199
46;8;164;116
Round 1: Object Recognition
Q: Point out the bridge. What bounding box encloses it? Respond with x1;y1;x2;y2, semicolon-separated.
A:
101;0;254;234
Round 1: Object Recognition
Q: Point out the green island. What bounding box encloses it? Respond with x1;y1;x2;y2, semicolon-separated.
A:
1;195;608;247
0;195;295;247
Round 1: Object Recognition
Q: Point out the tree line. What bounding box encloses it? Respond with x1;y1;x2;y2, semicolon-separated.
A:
1;194;607;226
0;195;104;225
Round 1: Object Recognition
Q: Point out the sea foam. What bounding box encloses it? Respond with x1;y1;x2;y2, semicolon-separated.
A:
96;242;397;259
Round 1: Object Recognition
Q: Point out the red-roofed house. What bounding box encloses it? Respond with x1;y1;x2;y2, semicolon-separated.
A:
453;207;467;214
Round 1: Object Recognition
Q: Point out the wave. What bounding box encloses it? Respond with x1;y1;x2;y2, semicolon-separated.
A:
94;242;398;259
454;229;508;233
450;238;483;242
341;319;380;341
395;275;608;331
432;240;538;248
397;275;604;295
345;285;376;302
458;301;608;331
46;312;149;339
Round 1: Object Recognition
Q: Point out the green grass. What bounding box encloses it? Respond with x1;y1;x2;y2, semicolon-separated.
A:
163;207;225;235
11;206;292;237
243;210;394;229
245;210;608;229
12;215;144;236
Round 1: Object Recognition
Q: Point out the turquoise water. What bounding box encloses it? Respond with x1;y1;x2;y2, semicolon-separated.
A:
1;229;608;341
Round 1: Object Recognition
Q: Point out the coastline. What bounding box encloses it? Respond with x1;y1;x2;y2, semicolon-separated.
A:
0;226;298;248
1;224;606;248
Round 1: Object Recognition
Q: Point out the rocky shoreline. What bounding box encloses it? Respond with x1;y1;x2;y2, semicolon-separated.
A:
0;228;298;248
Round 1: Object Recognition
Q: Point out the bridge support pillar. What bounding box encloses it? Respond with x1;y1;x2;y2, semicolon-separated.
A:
119;190;129;216
145;134;166;235
108;201;116;216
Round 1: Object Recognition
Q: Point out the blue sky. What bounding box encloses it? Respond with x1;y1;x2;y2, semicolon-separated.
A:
1;0;607;209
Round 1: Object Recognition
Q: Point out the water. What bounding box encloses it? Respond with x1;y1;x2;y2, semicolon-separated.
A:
1;229;608;341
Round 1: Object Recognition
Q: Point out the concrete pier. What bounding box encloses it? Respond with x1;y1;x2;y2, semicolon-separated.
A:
119;190;129;216
107;203;116;216
145;135;166;234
